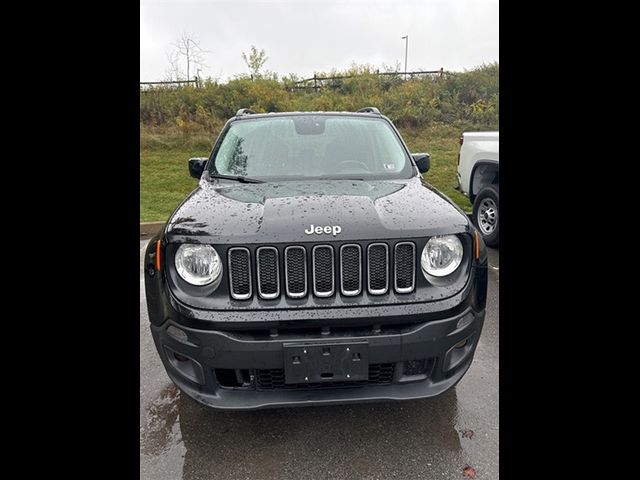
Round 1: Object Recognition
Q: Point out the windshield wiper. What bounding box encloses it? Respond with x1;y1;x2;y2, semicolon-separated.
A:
208;173;265;184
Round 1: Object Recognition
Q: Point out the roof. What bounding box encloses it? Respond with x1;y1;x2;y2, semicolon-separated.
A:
233;107;382;120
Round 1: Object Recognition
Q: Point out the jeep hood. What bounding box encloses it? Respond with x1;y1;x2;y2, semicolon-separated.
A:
165;177;469;244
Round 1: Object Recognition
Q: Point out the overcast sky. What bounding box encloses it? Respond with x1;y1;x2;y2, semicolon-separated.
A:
140;0;498;82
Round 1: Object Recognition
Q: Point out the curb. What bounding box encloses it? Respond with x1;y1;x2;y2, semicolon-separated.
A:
140;221;165;239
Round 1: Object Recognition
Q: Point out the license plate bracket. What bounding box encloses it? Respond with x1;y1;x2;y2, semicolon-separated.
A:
283;342;369;384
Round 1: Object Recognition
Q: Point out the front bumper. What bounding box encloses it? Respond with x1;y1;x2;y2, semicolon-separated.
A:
150;306;485;410
145;231;489;409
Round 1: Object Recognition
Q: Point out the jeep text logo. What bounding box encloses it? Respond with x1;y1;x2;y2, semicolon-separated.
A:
304;224;342;236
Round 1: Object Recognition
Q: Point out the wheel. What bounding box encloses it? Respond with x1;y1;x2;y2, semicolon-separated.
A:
472;184;499;247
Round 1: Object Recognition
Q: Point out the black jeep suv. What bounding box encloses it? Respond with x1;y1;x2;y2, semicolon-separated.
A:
144;108;488;409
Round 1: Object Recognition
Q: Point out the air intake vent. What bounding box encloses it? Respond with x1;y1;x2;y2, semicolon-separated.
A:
256;363;395;390
256;247;279;299
340;244;362;296
312;245;335;297
367;243;389;295
285;246;307;298
226;240;417;301
228;248;251;300
394;242;416;293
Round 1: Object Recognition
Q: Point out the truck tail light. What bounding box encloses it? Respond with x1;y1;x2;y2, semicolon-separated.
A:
459;135;464;145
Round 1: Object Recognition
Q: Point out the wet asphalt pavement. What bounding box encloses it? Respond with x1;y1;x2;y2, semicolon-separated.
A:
140;240;499;479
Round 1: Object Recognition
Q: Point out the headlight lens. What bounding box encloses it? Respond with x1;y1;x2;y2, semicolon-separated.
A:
421;235;463;277
175;244;222;286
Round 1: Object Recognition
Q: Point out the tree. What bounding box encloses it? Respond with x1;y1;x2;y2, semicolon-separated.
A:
164;50;182;81
241;46;268;79
170;33;208;81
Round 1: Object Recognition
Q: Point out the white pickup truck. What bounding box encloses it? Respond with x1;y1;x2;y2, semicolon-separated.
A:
457;132;499;247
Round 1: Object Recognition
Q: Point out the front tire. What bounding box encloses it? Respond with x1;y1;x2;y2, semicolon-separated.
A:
473;185;499;247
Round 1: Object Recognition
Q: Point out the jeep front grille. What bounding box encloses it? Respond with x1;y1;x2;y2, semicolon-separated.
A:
228;248;252;300
340;244;362;296
394;242;416;293
226;241;415;301
256;247;279;299
367;243;389;295
312;245;335;297
284;246;307;298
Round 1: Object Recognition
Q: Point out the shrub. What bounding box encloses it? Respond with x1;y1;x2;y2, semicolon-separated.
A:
140;63;498;141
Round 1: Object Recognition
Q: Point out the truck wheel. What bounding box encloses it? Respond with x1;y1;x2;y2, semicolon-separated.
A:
473;185;499;247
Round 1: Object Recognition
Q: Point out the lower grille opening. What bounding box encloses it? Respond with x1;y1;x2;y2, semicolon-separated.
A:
256;363;395;390
403;358;433;376
215;368;251;388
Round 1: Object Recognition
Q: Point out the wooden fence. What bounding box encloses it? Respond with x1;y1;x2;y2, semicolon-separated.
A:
140;68;451;92
140;78;200;90
290;68;449;91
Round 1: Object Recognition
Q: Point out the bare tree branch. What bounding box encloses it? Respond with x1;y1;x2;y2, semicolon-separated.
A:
164;49;183;81
170;32;209;81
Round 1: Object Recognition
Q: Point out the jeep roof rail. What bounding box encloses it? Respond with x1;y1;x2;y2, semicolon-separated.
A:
236;108;256;116
356;107;381;114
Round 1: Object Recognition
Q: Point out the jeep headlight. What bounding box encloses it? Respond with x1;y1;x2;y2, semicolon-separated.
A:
421;235;463;277
175;244;222;286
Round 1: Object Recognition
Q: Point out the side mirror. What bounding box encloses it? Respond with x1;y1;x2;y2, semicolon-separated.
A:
188;157;208;179
412;153;431;173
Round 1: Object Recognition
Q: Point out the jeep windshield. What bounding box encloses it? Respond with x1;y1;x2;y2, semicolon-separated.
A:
209;114;414;181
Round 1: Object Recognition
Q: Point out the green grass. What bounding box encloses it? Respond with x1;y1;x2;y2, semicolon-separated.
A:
400;124;472;213
139;123;471;222
140;147;207;222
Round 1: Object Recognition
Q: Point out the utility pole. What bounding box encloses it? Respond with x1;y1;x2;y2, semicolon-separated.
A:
401;35;408;80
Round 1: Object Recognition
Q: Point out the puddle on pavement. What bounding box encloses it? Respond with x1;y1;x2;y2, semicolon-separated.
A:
140;384;484;479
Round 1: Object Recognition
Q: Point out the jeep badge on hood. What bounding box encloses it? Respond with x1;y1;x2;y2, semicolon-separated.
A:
304;224;342;236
